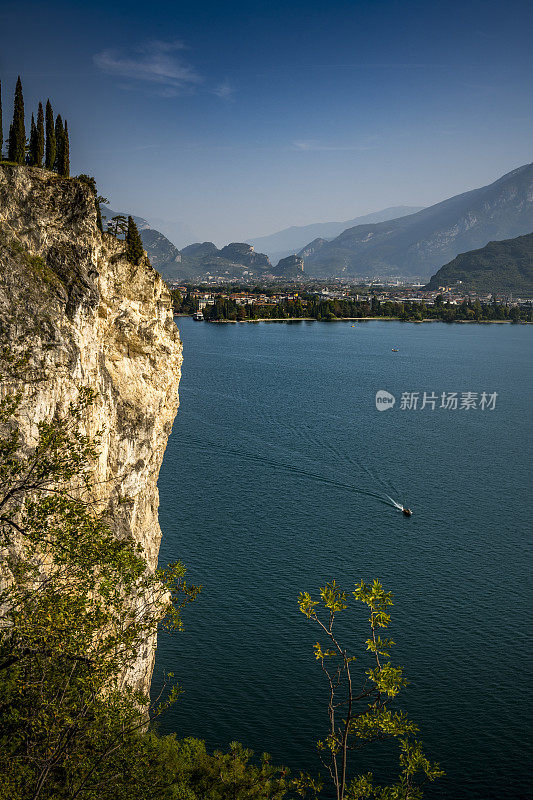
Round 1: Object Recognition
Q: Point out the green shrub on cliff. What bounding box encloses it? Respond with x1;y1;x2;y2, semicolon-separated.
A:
0;375;199;800
62;734;304;800
0;366;303;800
75;173;108;232
126;215;146;266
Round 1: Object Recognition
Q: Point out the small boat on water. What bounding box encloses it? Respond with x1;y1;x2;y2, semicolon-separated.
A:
392;348;399;352
402;507;412;517
193;311;204;321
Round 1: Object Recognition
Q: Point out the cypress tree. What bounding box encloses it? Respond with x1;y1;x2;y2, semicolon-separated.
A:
96;203;104;233
45;99;55;169
28;113;37;165
36;102;44;167
125;216;145;266
60;119;70;177
7;76;25;164
0;80;3;158
54;114;63;173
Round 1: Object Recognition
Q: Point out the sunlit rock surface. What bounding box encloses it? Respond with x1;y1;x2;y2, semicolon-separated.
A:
0;164;182;692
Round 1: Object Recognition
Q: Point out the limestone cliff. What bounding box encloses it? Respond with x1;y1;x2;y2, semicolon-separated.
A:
0;164;182;691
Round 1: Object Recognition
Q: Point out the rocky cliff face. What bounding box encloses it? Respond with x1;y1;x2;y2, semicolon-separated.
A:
218;242;271;268
0;165;182;692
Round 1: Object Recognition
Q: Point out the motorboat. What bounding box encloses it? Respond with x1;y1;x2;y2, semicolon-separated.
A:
402;507;412;517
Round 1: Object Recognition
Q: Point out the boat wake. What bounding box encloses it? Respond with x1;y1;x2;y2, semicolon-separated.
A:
177;398;411;516
386;495;406;511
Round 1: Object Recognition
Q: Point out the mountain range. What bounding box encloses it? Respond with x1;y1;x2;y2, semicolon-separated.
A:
100;208;276;281
298;163;533;279
248;206;424;262
101;163;533;285
178;241;272;280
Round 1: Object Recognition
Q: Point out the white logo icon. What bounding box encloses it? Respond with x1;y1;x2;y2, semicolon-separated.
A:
375;390;396;411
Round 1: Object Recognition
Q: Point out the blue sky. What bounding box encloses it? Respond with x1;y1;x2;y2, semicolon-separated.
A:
1;0;532;245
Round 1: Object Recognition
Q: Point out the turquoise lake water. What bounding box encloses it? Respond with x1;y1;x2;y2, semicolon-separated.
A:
153;317;532;799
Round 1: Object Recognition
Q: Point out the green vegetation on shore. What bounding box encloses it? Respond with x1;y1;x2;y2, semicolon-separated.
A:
174;290;532;323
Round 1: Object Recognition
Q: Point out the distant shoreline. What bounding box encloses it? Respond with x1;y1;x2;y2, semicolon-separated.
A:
177;315;532;325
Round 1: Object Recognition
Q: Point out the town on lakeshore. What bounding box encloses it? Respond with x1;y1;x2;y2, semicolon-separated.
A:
170;280;533;323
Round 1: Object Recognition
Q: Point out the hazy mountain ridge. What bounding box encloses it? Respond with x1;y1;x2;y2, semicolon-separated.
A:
178;241;272;279
218;242;271;268
249;206;424;261
426;232;533;294
299;164;533;278
181;242;219;258
101;163;533;283
100;207;276;281
271;254;305;277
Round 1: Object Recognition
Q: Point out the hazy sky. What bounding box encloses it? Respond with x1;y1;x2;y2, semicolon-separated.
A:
1;0;532;245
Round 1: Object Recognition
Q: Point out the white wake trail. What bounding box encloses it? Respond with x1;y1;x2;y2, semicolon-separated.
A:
386;495;404;510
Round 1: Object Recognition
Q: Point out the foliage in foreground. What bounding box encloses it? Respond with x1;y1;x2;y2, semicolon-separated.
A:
299;580;444;800
0;359;312;800
0;374;197;799
97;735;307;800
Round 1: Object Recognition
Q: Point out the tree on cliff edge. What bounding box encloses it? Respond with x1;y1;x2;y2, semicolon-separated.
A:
7;76;25;164
45;99;55;169
54;115;69;176
126;215;145;265
27;113;36;165
60;119;70;176
28;106;46;168
54;113;64;173
35;102;45;167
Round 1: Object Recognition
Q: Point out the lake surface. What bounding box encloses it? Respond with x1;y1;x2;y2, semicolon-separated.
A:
153;317;532;799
